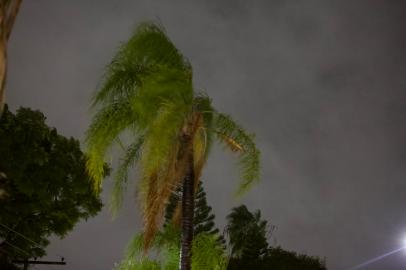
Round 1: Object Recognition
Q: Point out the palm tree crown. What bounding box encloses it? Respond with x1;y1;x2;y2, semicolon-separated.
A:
85;22;260;253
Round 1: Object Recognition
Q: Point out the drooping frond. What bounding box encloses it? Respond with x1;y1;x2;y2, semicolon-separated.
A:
139;101;187;198
86;101;135;191
91;23;193;135
193;94;214;160
116;226;181;270
170;199;183;227
154;224;181;270
191;233;228;270
138;100;192;249
126;233;145;260
93;22;191;108
130;66;193;131
193;115;206;191
113;233;148;270
115;257;160;270
117;227;228;270
111;135;145;216
191;94;215;192
213;112;260;195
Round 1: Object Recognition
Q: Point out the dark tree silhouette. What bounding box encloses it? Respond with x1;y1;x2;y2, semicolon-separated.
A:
164;181;225;246
0;106;104;267
226;205;327;270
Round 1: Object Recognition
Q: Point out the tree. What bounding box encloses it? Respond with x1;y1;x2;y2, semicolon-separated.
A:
225;205;268;269
192;182;221;237
225;205;327;270
164;181;225;245
0;105;103;266
85;22;260;270
0;0;23;113
263;247;327;270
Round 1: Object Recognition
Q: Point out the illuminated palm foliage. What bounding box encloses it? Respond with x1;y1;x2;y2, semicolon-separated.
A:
85;22;260;270
115;225;228;270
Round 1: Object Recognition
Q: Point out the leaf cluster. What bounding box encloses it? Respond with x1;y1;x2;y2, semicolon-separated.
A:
0;106;103;260
115;225;227;270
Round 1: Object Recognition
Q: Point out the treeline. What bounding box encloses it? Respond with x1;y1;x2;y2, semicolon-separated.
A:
115;181;327;270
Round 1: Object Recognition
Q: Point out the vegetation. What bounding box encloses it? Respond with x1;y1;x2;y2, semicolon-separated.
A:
164;181;225;246
85;22;260;270
226;205;269;263
115;202;327;270
114;225;227;270
0;106;104;267
226;205;327;270
263;247;327;270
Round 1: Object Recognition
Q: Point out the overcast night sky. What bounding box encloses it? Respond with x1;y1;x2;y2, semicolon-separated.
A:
6;1;406;269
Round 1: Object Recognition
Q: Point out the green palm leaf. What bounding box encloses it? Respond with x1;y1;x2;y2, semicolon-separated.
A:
111;135;145;216
213;112;260;195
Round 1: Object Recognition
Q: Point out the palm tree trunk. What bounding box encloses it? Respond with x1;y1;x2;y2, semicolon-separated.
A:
180;149;194;270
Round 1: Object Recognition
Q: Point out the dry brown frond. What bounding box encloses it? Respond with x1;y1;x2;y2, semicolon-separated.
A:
142;139;191;250
141;111;205;250
171;200;182;227
193;120;207;190
142;171;158;250
216;131;244;152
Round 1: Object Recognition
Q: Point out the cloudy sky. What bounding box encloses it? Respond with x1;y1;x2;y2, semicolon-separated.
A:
6;1;406;269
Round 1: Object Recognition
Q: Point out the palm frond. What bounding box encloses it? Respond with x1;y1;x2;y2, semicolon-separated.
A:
85;101;135;191
193;116;207;190
193;94;214;160
111;135;145;216
126;233;145;260
119;228;227;270
213;112;260;195
170;200;183;227
94;22;191;108
139;101;188;196
115;257;160;270
139;116;184;249
117;226;180;270
191;233;228;270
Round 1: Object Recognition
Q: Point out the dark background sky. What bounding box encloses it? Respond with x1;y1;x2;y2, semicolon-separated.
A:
6;1;406;269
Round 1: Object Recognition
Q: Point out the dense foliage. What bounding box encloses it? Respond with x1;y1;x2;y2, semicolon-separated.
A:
263;247;327;270
114;181;227;270
226;205;327;270
115;225;227;270
226;205;268;262
164;181;224;242
0;106;103;263
115;201;327;270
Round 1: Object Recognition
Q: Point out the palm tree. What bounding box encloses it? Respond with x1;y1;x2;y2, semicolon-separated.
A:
225;205;269;268
85;22;260;270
